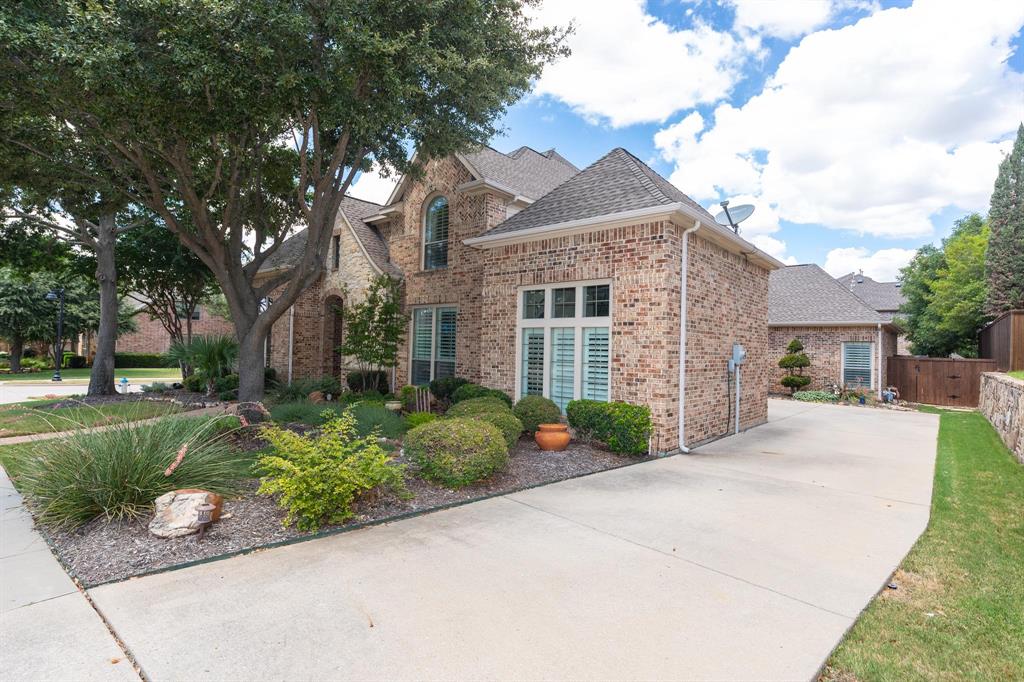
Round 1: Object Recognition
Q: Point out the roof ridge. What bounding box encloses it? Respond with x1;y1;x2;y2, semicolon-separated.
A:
616;148;673;204
810;264;883;320
342;194;383;208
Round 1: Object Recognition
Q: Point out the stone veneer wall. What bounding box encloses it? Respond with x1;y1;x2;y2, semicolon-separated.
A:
479;222;771;451
116;305;235;354
979;372;1024;465
767;325;896;394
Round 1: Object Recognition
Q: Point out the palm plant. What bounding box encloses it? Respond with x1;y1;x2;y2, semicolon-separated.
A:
166;334;238;395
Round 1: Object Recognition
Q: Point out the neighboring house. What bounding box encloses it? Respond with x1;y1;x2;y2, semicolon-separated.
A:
836;271;909;354
116;300;234;354
260;145;783;451
769;265;899;396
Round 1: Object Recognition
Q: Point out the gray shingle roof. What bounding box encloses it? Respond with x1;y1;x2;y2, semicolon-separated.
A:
769;264;885;325
460;146;578;200
479;148;716;237
835;272;905;319
258;196;401;278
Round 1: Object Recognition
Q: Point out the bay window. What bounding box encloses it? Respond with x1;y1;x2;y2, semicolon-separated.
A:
411;306;457;384
515;281;612;412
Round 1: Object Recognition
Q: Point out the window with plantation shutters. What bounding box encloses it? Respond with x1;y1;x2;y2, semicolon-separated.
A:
411;306;456;384
515;281;611;412
842;342;873;389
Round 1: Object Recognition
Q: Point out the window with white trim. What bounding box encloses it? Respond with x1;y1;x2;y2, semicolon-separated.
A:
516;282;611;412
842;342;873;389
423;196;449;270
411;306;456;385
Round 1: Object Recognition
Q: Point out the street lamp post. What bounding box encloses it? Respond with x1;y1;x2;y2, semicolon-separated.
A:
45;288;65;382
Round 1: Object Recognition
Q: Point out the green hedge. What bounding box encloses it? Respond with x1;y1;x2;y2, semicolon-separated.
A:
404;418;509;488
114;352;167;368
566;399;652;456
450;382;513;407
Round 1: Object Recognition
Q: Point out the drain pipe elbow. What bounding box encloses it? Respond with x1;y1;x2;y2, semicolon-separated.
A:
678;219;701;454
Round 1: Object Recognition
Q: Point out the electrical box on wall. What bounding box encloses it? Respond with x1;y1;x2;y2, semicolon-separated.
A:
728;343;746;373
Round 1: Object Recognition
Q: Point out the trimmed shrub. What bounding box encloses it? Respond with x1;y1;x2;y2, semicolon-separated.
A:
450;382;513;407
446;396;512;418
272;376;342;403
15;415;250;527
67;355;88;369
476;410;523;448
778;339;812;395
513;395;561;433
428;376;468;402
214;374;239;401
405;411;437;429
182;373;206;393
114;352;167;368
567;399;652;456
22;347;38;358
346;369;389;394
348;402;406;439
404;418;509;488
257;410;408;531
793;390;839;403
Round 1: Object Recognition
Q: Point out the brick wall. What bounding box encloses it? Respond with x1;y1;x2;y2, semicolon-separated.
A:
768;325;897;394
116;305;234;353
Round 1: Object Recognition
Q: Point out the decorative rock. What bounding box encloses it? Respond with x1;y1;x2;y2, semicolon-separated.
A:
148;489;224;538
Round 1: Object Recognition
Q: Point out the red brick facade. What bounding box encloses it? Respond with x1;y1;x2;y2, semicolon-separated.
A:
116;305;234;353
768;325;899;394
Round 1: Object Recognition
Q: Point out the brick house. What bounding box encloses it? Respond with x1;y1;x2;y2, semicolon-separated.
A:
769;264;900;397
116;301;234;354
260;145;783;451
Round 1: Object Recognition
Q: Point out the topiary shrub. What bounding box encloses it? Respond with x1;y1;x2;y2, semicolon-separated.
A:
476;410;523;448
450;382;513;407
404;418;509;488
513;395;561;433
405;411;437;429
779;338;812;394
346;369;389;394
567;399;652;456
446;396;512;418
428;376;469;403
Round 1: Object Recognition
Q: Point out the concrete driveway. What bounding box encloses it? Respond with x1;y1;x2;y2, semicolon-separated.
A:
88;399;938;681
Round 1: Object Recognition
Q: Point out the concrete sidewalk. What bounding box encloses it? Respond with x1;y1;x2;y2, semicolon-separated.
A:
87;400;939;680
0;465;139;681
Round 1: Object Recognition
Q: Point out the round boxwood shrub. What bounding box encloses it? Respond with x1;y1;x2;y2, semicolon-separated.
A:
450;382;513;407
446;396;512;418
404;418;509;488
513;395;561;433
475;410;523;448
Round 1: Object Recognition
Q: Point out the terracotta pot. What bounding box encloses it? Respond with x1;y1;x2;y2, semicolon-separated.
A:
534;423;570;451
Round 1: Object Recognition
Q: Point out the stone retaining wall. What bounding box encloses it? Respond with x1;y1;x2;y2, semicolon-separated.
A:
979;372;1024;465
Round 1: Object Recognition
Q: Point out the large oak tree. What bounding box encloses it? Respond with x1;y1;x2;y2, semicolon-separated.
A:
1;0;567;402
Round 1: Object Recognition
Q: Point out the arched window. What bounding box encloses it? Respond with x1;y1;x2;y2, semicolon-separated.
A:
423;196;449;270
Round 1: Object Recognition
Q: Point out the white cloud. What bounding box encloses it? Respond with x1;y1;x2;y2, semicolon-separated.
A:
750;234;798;264
822;246;917;280
655;0;1024;239
728;0;879;39
348;165;400;205
530;0;752;127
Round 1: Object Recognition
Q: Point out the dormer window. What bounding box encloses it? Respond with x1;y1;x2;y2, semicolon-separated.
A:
423;196;449;270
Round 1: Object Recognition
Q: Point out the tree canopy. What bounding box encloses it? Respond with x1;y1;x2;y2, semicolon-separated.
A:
898;214;990;357
986;123;1024;315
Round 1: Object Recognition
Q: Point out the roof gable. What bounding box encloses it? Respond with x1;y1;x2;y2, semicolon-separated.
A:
770;265;885;325
835;272;906;314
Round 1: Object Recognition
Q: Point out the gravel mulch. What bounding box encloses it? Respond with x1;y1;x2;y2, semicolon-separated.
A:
38;437;652;587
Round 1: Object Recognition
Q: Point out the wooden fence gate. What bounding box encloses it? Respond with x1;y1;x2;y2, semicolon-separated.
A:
887;356;997;407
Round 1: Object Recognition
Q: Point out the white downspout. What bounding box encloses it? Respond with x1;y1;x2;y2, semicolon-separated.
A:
287;305;295;384
678;220;701;454
877;322;883;400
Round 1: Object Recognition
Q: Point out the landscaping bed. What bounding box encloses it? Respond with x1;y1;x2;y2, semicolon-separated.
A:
34;436;648;586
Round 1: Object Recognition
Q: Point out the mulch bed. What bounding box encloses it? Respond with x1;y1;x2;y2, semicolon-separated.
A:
37;437;652;587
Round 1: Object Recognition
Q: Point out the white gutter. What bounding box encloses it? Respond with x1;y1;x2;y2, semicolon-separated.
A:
678;220;701;454
287;305;295;384
877;322;883;400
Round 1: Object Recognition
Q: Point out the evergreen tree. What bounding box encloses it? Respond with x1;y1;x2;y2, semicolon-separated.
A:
986;123;1024;315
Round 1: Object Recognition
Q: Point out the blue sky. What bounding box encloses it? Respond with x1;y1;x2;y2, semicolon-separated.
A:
351;0;1024;280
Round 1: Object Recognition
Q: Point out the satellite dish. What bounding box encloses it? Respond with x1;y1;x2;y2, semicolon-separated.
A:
714;201;755;233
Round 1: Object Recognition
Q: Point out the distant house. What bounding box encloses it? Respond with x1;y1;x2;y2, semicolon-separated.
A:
836;271;909;354
769;264;900;397
116;299;234;354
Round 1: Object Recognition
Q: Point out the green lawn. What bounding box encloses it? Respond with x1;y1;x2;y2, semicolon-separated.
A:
0;367;182;383
823;409;1024;680
1010;370;1024;381
0;400;182;437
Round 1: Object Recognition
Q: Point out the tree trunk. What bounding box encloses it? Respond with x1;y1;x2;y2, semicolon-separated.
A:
88;214;118;396
237;328;268;404
9;336;23;373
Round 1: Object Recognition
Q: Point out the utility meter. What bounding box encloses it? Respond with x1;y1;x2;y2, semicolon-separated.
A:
728;343;747;373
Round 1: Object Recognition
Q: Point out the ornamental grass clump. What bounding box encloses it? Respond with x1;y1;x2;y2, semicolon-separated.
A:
257;410;408;532
16;414;249;528
404;418;509;488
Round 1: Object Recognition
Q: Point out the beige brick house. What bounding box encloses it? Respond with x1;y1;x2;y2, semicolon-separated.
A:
260;145;783;451
769;264;900;397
